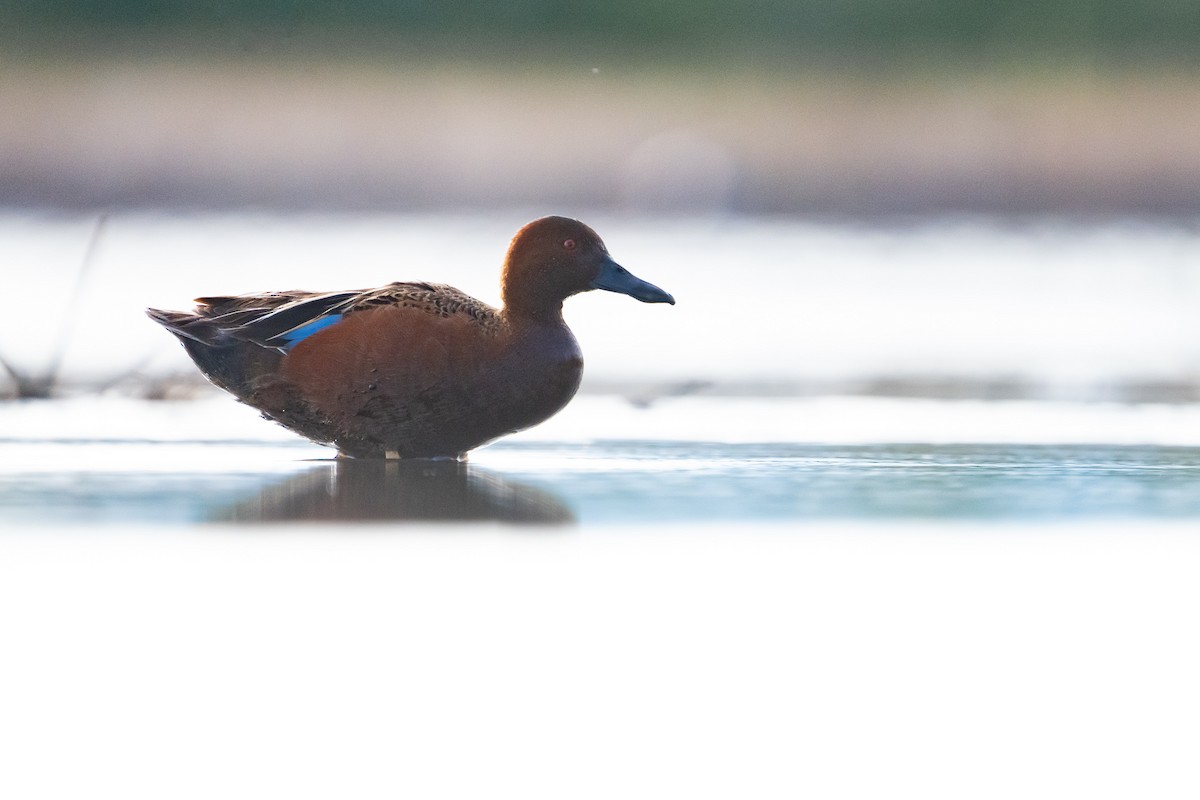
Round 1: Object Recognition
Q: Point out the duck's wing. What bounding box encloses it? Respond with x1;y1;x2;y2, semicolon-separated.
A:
147;289;359;348
148;282;499;351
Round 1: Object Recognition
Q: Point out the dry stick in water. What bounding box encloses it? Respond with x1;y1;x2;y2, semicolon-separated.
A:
0;214;108;398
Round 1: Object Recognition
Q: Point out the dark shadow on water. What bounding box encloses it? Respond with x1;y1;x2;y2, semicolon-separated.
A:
211;459;575;525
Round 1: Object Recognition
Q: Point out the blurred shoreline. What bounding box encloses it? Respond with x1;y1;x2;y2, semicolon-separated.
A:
3;59;1199;216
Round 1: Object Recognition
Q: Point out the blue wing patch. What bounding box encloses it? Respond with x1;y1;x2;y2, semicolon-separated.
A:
278;314;344;350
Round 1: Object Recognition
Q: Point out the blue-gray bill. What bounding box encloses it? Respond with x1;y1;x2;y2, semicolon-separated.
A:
590;257;675;304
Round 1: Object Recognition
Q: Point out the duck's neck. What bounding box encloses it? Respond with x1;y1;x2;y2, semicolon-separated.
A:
503;298;567;326
501;260;576;323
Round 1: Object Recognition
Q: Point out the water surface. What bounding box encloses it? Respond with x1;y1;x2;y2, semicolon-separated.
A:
4;434;1199;526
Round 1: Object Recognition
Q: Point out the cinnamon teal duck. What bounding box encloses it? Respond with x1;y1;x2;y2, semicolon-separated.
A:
147;216;674;459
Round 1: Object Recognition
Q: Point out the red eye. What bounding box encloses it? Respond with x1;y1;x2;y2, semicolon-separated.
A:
563;239;576;251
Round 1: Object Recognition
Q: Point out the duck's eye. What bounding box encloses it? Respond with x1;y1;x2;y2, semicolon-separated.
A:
563;239;577;251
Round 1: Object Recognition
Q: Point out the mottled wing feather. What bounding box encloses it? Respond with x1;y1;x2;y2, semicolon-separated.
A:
345;282;502;330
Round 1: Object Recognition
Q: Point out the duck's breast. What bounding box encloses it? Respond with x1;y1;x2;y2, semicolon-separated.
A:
491;320;584;433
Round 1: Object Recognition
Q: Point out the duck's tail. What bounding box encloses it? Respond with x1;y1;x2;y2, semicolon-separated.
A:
145;307;229;345
146;307;281;399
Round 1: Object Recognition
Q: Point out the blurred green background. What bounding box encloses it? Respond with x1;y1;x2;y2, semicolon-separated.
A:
6;0;1199;64
2;1;1198;214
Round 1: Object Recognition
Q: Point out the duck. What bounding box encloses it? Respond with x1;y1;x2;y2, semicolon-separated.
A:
147;216;674;459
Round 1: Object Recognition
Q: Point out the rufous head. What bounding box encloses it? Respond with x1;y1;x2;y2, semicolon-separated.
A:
501;216;674;318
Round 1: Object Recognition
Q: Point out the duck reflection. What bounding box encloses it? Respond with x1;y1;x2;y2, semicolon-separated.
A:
213;459;574;524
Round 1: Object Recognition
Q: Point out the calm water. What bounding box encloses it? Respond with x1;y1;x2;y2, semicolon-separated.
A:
4;433;1200;526
3;394;1200;525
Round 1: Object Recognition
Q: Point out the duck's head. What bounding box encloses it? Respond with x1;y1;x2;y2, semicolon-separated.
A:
502;216;674;318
